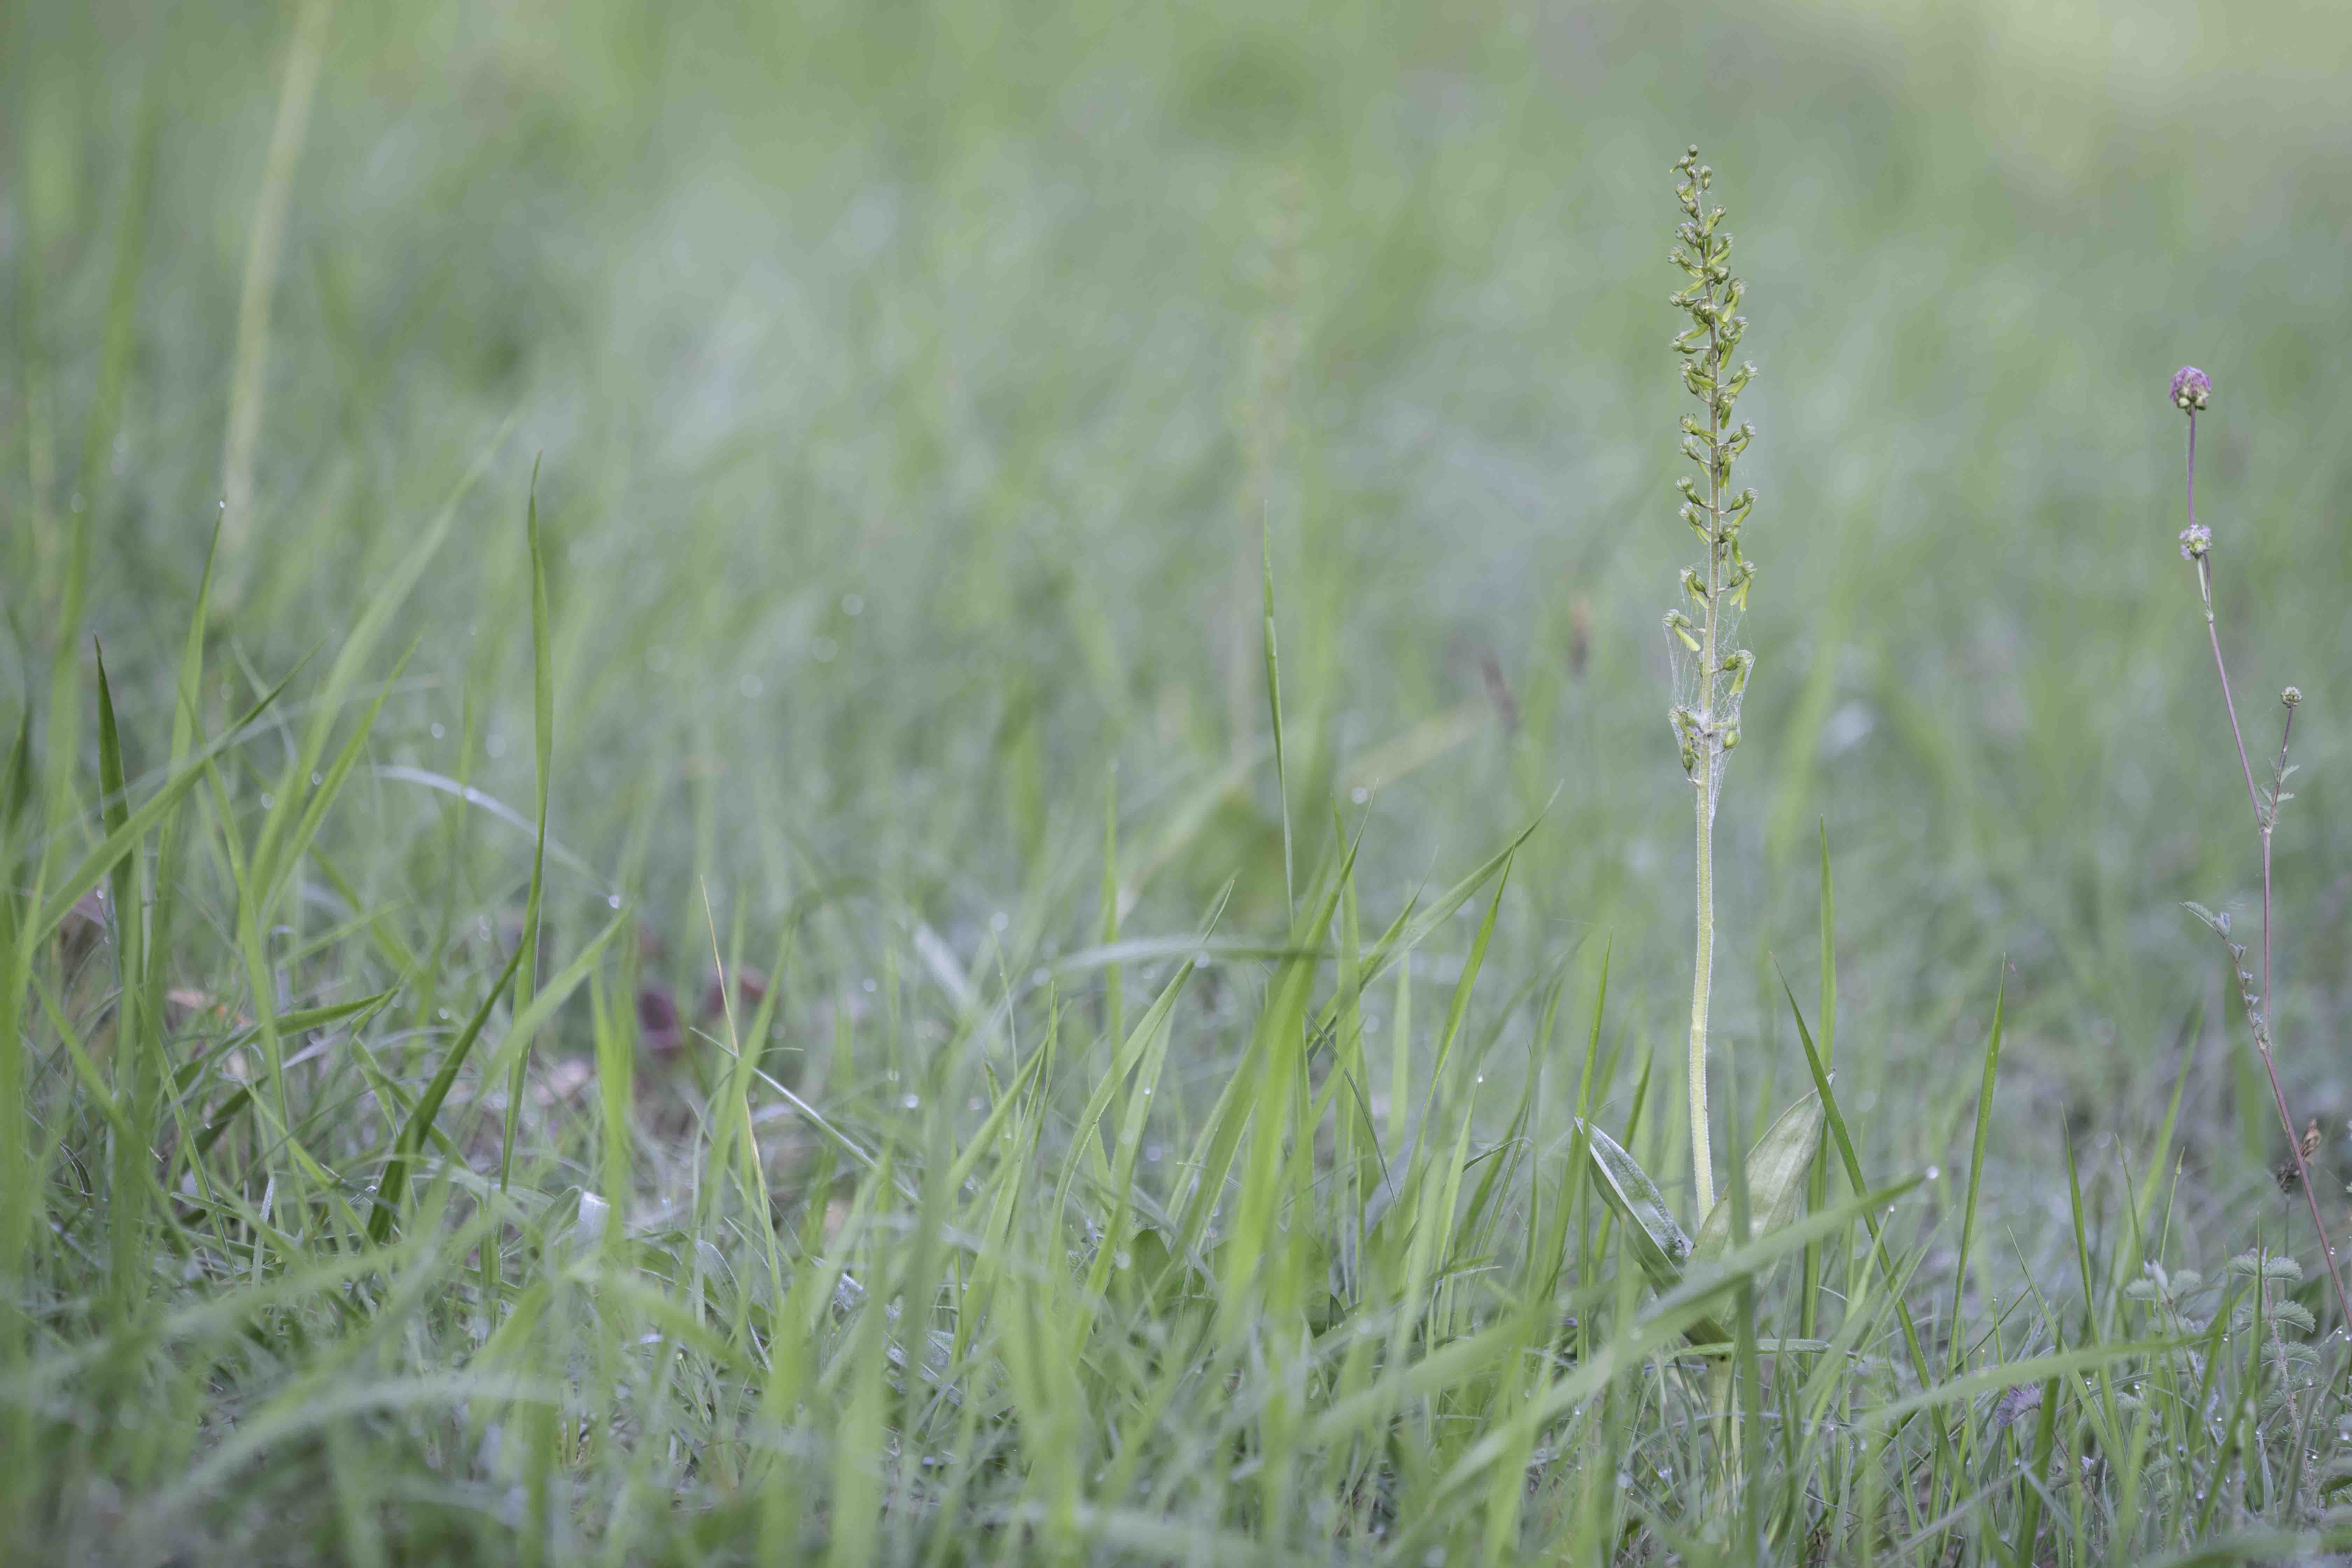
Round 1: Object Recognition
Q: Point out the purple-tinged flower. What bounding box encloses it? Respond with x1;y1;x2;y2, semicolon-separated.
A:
2170;366;2212;413
2179;523;2212;560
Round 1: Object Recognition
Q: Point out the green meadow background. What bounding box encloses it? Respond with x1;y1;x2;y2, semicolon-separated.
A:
19;0;2343;1204
8;0;2352;1556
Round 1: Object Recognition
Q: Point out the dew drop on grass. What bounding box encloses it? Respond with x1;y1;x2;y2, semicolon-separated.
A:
967;1097;985;1112
990;911;1009;933
1926;1165;1940;1181
1351;787;1369;804
430;723;445;739
901;1094;920;1111
863;978;878;993
259;793;274;809
607;894;622;909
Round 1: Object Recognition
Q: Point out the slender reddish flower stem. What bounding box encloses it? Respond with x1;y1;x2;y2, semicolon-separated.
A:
2186;410;2352;1338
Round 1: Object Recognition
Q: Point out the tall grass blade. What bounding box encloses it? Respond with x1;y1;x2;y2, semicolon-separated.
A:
1947;971;2004;1377
1774;960;1936;1392
499;463;555;1192
1261;526;1293;915
1803;819;1834;1339
94;643;151;1312
366;935;530;1243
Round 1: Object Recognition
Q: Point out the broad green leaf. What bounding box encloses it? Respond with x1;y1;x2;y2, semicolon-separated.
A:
1577;1118;1689;1293
1691;1091;1824;1263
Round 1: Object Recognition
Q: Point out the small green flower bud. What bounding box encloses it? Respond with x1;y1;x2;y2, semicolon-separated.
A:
2281;687;2302;707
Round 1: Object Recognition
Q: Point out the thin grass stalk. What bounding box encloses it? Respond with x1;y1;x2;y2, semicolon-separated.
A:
2172;371;2352;1340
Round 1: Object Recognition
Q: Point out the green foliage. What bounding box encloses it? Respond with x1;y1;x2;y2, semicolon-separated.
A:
6;0;2352;1560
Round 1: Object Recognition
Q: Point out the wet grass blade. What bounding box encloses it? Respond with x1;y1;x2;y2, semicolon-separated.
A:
30;663;301;943
499;463;555;1194
1803;820;1835;1340
1947;971;2004;1378
1261;527;1293;916
95;644;154;1312
2064;1130;2125;1450
366;933;531;1243
1774;959;1935;1394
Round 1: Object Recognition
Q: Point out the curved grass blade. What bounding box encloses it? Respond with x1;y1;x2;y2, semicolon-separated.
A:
366;933;530;1242
30;662;303;943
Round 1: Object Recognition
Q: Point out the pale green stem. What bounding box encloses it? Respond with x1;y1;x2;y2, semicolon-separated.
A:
1688;772;1716;1220
1687;308;1725;1222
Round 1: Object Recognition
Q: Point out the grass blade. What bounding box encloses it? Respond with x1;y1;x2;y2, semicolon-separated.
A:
1774;958;1936;1394
1946;971;2004;1377
1803;819;1834;1340
499;462;555;1193
366;933;530;1242
94;644;153;1311
1261;526;1293;916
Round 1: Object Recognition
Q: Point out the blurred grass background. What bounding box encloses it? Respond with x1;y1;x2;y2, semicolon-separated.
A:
9;0;2352;1233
